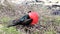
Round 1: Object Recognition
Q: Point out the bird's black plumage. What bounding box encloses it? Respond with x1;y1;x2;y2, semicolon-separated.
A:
7;14;33;27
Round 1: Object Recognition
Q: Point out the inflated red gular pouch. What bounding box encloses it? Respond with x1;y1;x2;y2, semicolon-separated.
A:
29;12;39;25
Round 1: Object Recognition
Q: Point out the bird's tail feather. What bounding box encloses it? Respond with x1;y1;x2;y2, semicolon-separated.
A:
7;24;16;28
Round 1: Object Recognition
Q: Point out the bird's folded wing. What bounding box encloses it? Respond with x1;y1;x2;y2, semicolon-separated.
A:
23;19;33;25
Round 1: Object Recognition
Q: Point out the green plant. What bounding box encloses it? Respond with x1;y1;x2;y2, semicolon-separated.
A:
0;27;20;34
44;30;56;34
0;17;12;26
53;17;60;25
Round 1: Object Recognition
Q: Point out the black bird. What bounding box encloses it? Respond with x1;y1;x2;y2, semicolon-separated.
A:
8;14;32;27
7;11;39;28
